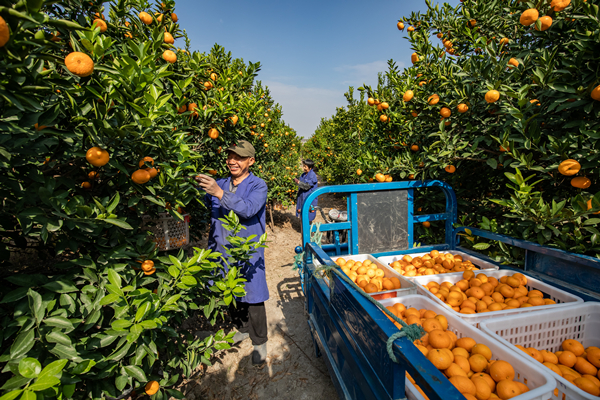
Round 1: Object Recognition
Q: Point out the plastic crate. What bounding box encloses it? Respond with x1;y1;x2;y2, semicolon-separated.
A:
379;295;556;400
480;302;600;400
412;269;583;327
143;213;190;251
377;250;499;280
331;254;417;300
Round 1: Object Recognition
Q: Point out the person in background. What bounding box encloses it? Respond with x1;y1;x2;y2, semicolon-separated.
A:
194;140;269;366
294;159;318;223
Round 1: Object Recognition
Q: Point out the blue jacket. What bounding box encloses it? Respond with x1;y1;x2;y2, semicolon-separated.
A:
205;172;269;304
296;169;318;222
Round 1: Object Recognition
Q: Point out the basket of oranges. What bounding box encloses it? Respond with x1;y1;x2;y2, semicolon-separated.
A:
377;250;499;279
379;295;556;400
143;212;190;251
414;269;583;327
480;302;600;400
332;254;417;300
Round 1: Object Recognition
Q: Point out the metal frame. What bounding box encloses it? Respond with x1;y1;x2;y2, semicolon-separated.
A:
297;180;600;400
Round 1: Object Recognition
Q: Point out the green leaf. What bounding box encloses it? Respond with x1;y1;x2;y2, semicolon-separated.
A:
1;376;30;391
181;276;197;286
27;289;44;324
71;359;96;375
167;265;179;278
135;302;151;322
115;375;128;391
473;243;491;250
18;358;41;379
123;365;147;383
100;294;120;305
42;279;78;293
46;331;72;347
111;320;132;330
28;376;60;391
10;329;35;359
108;269;122;288
38;359;68;379
584;218;600;226
0;390;23;400
43;316;74;330
107;193;120;214
102;218;133;230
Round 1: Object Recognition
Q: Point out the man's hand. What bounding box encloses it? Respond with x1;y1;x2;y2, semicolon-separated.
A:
293;178;299;184
195;174;224;200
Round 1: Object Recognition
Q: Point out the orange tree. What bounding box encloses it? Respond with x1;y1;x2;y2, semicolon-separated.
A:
0;0;293;398
302;0;600;259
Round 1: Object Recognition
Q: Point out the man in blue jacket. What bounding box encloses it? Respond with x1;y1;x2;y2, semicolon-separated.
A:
195;140;269;366
295;159;318;223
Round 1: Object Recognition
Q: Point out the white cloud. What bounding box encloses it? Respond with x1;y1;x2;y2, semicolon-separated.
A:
334;60;405;87
263;81;344;139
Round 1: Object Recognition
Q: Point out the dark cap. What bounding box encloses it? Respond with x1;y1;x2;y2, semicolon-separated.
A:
226;140;255;158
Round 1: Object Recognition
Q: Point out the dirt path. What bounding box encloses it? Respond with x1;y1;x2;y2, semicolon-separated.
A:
184;199;344;400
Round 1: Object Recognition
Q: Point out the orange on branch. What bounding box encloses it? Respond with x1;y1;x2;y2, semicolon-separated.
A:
132;169;151;184
65;52;94;77
86;147;110;167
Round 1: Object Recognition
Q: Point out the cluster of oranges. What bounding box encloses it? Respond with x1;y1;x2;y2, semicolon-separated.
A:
132;157;159;185
558;159;593;190
422;271;556;314
336;258;402;294
515;339;600;396
140;260;156;275
388;250;479;277
385;303;530;399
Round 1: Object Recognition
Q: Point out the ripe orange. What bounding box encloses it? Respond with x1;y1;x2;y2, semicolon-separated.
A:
535;16;553;31
397;21;404;30
411;53;419;64
496;379;521;399
428;94;440;105
208;128;219;139
356;169;362;175
457;104;468;113
550;0;571;11
65;52;94;77
380;115;388;122
411;145;419;152
571;176;591;189
132;169;151;184
488;360;515;382
171;13;178;22
0;16;9;48
445;165;456;173
403;90;414;102
375;173;386;182
92;19;107;32
164;31;174;44
520;9;539;26
367;97;375;106
508;58;519;68
147;168;158;179
141;260;154;272
86;147;110;167
558;159;581;176
485;90;500;103
423;221;431;228
139;11;153;25
88;171;98;180
573;377;600;396
81;181;92;189
440;107;451;118
563;339;585;356
449;376;477;396
407;26;414;32
163;50;177;63
230;115;239;125
591;85;600;101
468;19;476;27
145;380;159;394
139;156;154;168
499;37;509;46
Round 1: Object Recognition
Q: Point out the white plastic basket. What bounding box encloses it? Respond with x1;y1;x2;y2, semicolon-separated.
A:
377;250;499;280
412;269;583;327
480;302;600;400
331;254;417;300
379;295;556;400
143;212;190;251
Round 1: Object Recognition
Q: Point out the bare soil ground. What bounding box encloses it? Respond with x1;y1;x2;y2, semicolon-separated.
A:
183;194;347;400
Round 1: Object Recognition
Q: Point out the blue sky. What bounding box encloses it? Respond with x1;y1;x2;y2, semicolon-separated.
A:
171;0;459;138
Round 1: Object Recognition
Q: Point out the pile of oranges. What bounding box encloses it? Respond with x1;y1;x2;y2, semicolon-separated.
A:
388;250;480;277
336;258;403;294
514;339;600;396
422;271;556;314
384;302;530;399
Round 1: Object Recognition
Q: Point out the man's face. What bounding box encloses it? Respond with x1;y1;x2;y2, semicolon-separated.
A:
227;152;255;178
302;164;310;173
